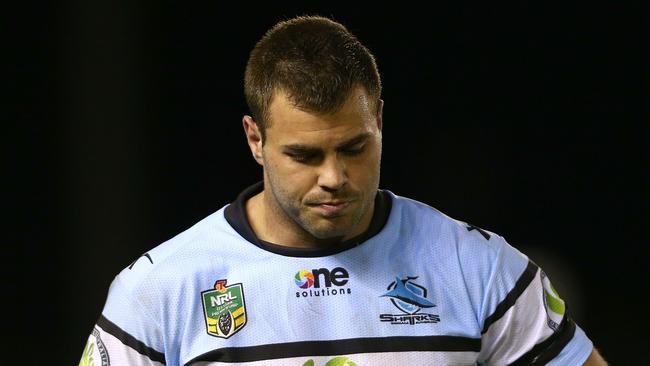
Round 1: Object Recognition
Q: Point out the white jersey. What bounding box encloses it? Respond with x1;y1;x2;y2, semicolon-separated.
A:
79;183;593;366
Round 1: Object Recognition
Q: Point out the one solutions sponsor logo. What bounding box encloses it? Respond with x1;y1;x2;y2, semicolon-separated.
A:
295;267;352;298
380;276;440;325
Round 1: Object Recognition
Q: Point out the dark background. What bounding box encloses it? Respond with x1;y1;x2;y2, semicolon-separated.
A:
7;2;648;364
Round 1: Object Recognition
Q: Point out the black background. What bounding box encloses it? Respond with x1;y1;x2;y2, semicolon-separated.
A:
7;2;648;364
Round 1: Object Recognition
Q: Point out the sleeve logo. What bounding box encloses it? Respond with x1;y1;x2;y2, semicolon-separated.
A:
78;327;110;366
541;271;566;331
303;356;358;366
201;279;247;338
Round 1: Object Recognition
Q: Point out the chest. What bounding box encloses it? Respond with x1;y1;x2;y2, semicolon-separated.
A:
176;255;483;365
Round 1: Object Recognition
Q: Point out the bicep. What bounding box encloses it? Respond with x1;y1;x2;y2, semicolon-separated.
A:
583;348;608;366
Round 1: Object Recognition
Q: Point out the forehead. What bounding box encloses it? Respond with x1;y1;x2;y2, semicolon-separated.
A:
265;87;377;143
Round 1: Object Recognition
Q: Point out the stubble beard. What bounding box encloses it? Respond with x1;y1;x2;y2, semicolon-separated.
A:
265;169;378;244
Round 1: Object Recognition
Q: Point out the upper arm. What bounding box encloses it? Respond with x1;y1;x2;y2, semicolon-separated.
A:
583;348;608;366
78;276;167;366
474;236;595;364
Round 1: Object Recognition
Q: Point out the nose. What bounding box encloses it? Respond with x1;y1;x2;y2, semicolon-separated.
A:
317;155;348;192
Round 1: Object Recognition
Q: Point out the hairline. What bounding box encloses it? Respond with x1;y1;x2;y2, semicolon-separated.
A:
260;84;380;132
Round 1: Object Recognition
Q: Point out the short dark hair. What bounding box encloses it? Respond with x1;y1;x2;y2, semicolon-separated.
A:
244;15;382;139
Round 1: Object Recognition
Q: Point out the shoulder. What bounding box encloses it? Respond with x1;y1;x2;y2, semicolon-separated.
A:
112;206;233;295
387;191;515;259
99;206;236;334
387;190;531;302
95;206;238;359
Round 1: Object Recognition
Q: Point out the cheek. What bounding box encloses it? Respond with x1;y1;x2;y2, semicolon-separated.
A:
351;151;381;180
346;166;377;192
275;160;313;181
267;157;315;191
266;152;295;177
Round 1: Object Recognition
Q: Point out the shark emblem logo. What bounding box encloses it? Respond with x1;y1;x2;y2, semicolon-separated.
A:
383;276;436;312
380;276;440;325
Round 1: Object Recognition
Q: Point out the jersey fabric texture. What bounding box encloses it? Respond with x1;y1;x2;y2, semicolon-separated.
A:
79;182;594;366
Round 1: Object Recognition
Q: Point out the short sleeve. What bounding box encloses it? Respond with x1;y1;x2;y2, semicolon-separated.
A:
78;277;167;366
477;238;593;365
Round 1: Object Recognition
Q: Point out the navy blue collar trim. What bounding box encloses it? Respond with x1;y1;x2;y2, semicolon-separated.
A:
224;181;391;257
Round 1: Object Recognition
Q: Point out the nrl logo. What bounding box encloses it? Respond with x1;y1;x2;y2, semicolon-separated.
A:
201;279;247;338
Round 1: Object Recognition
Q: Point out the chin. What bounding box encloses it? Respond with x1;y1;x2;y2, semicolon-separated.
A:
306;223;351;241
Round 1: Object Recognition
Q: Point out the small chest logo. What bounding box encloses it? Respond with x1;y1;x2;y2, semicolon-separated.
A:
201;279;247;338
379;276;440;325
294;267;352;298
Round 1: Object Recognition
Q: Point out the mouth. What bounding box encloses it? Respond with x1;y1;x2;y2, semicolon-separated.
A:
309;201;352;216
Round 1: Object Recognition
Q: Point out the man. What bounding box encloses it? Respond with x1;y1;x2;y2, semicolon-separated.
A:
79;15;607;365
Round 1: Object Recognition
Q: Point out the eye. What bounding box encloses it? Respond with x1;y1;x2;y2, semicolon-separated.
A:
341;145;365;156
285;152;319;163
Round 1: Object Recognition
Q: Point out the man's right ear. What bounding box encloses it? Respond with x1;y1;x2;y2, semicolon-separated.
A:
242;115;264;165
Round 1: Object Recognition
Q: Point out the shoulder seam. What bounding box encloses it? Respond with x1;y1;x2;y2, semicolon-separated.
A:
124;209;225;280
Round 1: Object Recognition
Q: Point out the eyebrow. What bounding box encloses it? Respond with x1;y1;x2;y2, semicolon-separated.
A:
282;133;372;153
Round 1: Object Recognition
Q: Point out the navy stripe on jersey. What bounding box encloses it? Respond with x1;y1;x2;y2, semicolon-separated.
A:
481;260;538;334
97;315;167;364
185;335;481;364
509;317;577;365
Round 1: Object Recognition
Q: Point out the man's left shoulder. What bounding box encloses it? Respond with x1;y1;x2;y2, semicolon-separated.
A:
389;191;506;253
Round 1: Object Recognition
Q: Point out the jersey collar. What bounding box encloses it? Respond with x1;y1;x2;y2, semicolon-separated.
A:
224;181;392;257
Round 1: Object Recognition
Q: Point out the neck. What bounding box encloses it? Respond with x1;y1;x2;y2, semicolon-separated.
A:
245;190;375;249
